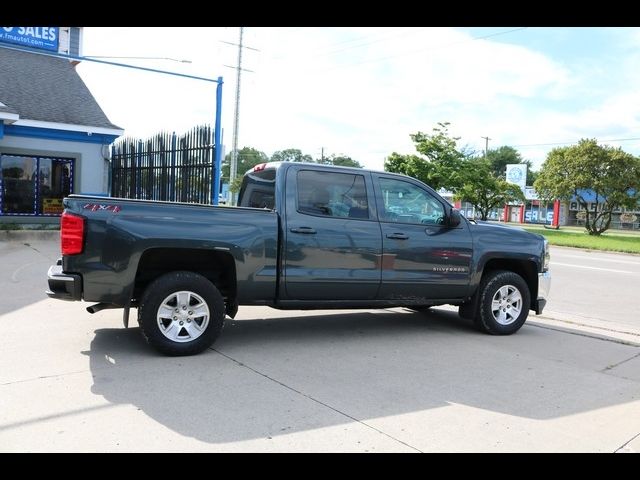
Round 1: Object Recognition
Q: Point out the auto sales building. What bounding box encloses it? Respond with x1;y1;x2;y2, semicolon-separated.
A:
0;27;123;224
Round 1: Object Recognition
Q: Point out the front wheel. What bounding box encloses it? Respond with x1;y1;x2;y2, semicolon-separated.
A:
474;270;531;335
138;271;225;356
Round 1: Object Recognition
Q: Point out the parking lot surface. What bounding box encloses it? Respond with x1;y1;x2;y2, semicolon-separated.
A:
1;236;639;452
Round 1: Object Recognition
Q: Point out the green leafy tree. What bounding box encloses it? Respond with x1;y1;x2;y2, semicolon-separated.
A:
455;158;525;220
385;152;437;183
410;122;468;191
534;139;640;235
385;122;467;191
270;148;314;163
386;123;533;220
319;154;363;168
222;147;268;192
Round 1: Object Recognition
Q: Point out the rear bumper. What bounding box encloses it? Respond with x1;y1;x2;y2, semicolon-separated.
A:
46;263;82;301
534;271;551;315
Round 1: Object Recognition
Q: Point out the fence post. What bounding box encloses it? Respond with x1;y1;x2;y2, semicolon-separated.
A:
170;132;177;202
212;76;223;205
109;144;116;196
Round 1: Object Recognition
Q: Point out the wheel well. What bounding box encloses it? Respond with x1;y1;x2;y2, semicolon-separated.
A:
133;248;236;305
481;258;537;308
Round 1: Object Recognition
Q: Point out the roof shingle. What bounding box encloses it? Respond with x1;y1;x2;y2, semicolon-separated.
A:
0;47;121;130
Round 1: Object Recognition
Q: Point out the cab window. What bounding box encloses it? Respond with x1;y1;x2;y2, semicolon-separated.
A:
378;177;444;225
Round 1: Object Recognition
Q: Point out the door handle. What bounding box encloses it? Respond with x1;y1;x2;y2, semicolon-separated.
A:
290;227;317;234
386;232;409;240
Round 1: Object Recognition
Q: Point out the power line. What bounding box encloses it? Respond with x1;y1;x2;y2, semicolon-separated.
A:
263;27;429;63
312;27;529;73
309;27;431;59
512;137;640;148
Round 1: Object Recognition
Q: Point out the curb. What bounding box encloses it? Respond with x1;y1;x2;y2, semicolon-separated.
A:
1;230;60;242
530;312;640;346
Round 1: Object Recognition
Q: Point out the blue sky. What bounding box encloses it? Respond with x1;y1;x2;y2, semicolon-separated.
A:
77;27;640;173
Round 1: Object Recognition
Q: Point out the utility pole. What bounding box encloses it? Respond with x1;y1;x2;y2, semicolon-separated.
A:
223;27;258;205
481;136;491;159
321;147;325;164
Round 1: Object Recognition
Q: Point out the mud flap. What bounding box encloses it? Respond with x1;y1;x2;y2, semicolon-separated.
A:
123;303;130;328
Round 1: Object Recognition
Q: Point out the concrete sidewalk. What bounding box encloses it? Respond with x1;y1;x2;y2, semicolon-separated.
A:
1;301;638;452
1;230;60;242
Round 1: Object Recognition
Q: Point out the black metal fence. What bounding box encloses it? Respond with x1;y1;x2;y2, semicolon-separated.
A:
111;125;216;204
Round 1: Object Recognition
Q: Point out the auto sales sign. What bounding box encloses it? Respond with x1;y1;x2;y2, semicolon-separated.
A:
1;27;59;52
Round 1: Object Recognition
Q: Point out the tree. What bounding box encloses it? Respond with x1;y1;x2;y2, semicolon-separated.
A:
270;148;314;163
221;147;268;192
534;139;640;235
409;122;469;191
319;154;363;168
455;158;525;220
385;122;468;191
386;123;533;220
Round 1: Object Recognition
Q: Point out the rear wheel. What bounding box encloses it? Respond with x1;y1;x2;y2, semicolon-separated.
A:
474;270;530;335
138;271;225;356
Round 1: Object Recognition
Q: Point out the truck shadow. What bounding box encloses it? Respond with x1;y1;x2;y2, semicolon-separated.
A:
1;239;61;316
88;308;640;445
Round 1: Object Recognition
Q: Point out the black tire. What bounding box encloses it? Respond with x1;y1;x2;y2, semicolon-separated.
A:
138;271;225;356
473;270;531;335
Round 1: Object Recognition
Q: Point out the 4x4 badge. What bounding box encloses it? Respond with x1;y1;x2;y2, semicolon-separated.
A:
83;203;121;213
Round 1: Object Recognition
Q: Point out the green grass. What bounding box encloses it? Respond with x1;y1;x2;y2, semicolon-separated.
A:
0;223;23;231
519;226;640;254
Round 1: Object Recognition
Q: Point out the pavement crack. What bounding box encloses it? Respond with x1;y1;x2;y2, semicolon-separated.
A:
22;242;57;262
211;348;422;452
0;369;88;387
602;351;640;373
615;431;640;453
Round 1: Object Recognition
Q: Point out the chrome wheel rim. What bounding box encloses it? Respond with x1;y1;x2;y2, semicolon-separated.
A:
156;290;210;343
491;285;523;326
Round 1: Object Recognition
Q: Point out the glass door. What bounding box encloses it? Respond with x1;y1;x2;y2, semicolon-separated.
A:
38;158;73;215
0;155;37;215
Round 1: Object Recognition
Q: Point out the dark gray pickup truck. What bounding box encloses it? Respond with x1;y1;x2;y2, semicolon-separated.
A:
47;161;550;355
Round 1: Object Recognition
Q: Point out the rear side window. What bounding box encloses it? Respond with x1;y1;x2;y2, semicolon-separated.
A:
297;170;369;219
238;168;276;209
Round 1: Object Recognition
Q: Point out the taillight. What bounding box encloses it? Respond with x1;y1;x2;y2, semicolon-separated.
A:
61;212;85;255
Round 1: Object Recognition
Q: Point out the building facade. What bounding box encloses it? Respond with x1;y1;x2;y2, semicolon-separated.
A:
0;27;123;224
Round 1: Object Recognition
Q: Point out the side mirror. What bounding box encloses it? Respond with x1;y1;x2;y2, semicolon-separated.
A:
448;208;461;227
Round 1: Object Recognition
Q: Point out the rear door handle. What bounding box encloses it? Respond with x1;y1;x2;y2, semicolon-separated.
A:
290;227;317;234
386;232;409;240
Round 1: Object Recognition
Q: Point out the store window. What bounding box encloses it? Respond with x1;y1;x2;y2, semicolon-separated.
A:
0;155;73;216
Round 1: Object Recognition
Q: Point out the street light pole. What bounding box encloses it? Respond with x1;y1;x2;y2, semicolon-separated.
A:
83;56;192;63
0;43;224;205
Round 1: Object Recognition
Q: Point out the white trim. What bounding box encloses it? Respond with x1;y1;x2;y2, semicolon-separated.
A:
1;112;20;123
12;119;124;136
77;27;83;57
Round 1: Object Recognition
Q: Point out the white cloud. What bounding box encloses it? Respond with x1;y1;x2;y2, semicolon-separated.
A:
77;27;640;176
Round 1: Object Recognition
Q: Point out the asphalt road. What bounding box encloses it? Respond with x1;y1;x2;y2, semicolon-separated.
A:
544;246;640;331
1;234;639;452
